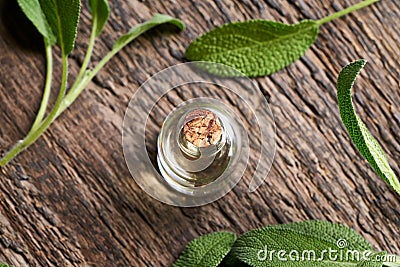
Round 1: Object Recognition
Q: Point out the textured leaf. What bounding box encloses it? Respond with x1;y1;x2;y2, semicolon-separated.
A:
173;232;236;267
231;220;374;267
16;0;56;44
223;251;252;267
89;0;110;37
337;60;400;194
113;14;185;51
185;20;319;77
39;0;81;55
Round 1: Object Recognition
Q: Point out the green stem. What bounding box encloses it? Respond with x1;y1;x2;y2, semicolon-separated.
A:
0;18;141;166
59;49;117;114
0;48;118;166
0;55;69;167
316;0;379;26
0;11;101;166
60;7;106;115
30;38;53;132
74;14;97;84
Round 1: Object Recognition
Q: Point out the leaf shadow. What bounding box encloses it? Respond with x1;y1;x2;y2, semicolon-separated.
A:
0;0;43;52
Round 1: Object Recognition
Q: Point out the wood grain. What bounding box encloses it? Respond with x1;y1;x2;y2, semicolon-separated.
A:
0;0;399;266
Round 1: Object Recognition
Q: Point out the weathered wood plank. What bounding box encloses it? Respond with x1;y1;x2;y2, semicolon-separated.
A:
0;0;399;266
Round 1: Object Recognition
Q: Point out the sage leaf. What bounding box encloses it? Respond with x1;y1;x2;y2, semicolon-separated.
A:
16;0;56;45
231;220;375;267
173;232;236;267
185;20;319;77
337;60;400;194
223;251;252;267
39;0;81;55
89;0;110;37
185;0;379;77
113;14;185;51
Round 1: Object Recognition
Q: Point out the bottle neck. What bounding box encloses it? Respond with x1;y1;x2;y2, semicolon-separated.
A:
178;126;226;158
176;109;226;158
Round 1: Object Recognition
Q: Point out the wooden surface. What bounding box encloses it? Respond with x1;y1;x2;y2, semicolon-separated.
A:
0;0;399;266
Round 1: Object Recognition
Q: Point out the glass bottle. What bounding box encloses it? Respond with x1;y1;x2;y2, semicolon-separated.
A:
157;98;243;195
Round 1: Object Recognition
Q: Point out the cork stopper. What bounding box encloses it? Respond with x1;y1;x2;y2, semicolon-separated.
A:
183;109;223;148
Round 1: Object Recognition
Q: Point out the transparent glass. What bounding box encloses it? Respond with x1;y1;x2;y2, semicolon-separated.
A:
123;62;275;206
157;98;243;195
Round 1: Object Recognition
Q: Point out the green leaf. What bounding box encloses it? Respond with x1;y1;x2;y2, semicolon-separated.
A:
231;220;374;267
89;0;110;37
337;60;400;194
16;0;56;45
223;251;252;267
173;232;236;267
185;20;319;77
39;0;81;55
113;14;185;51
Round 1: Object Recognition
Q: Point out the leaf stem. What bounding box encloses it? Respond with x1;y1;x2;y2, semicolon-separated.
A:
30;38;53;132
0;16;183;166
0;8;100;166
74;13;97;84
0;55;69;167
316;0;379;26
60;49;117;113
1;47;120;166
